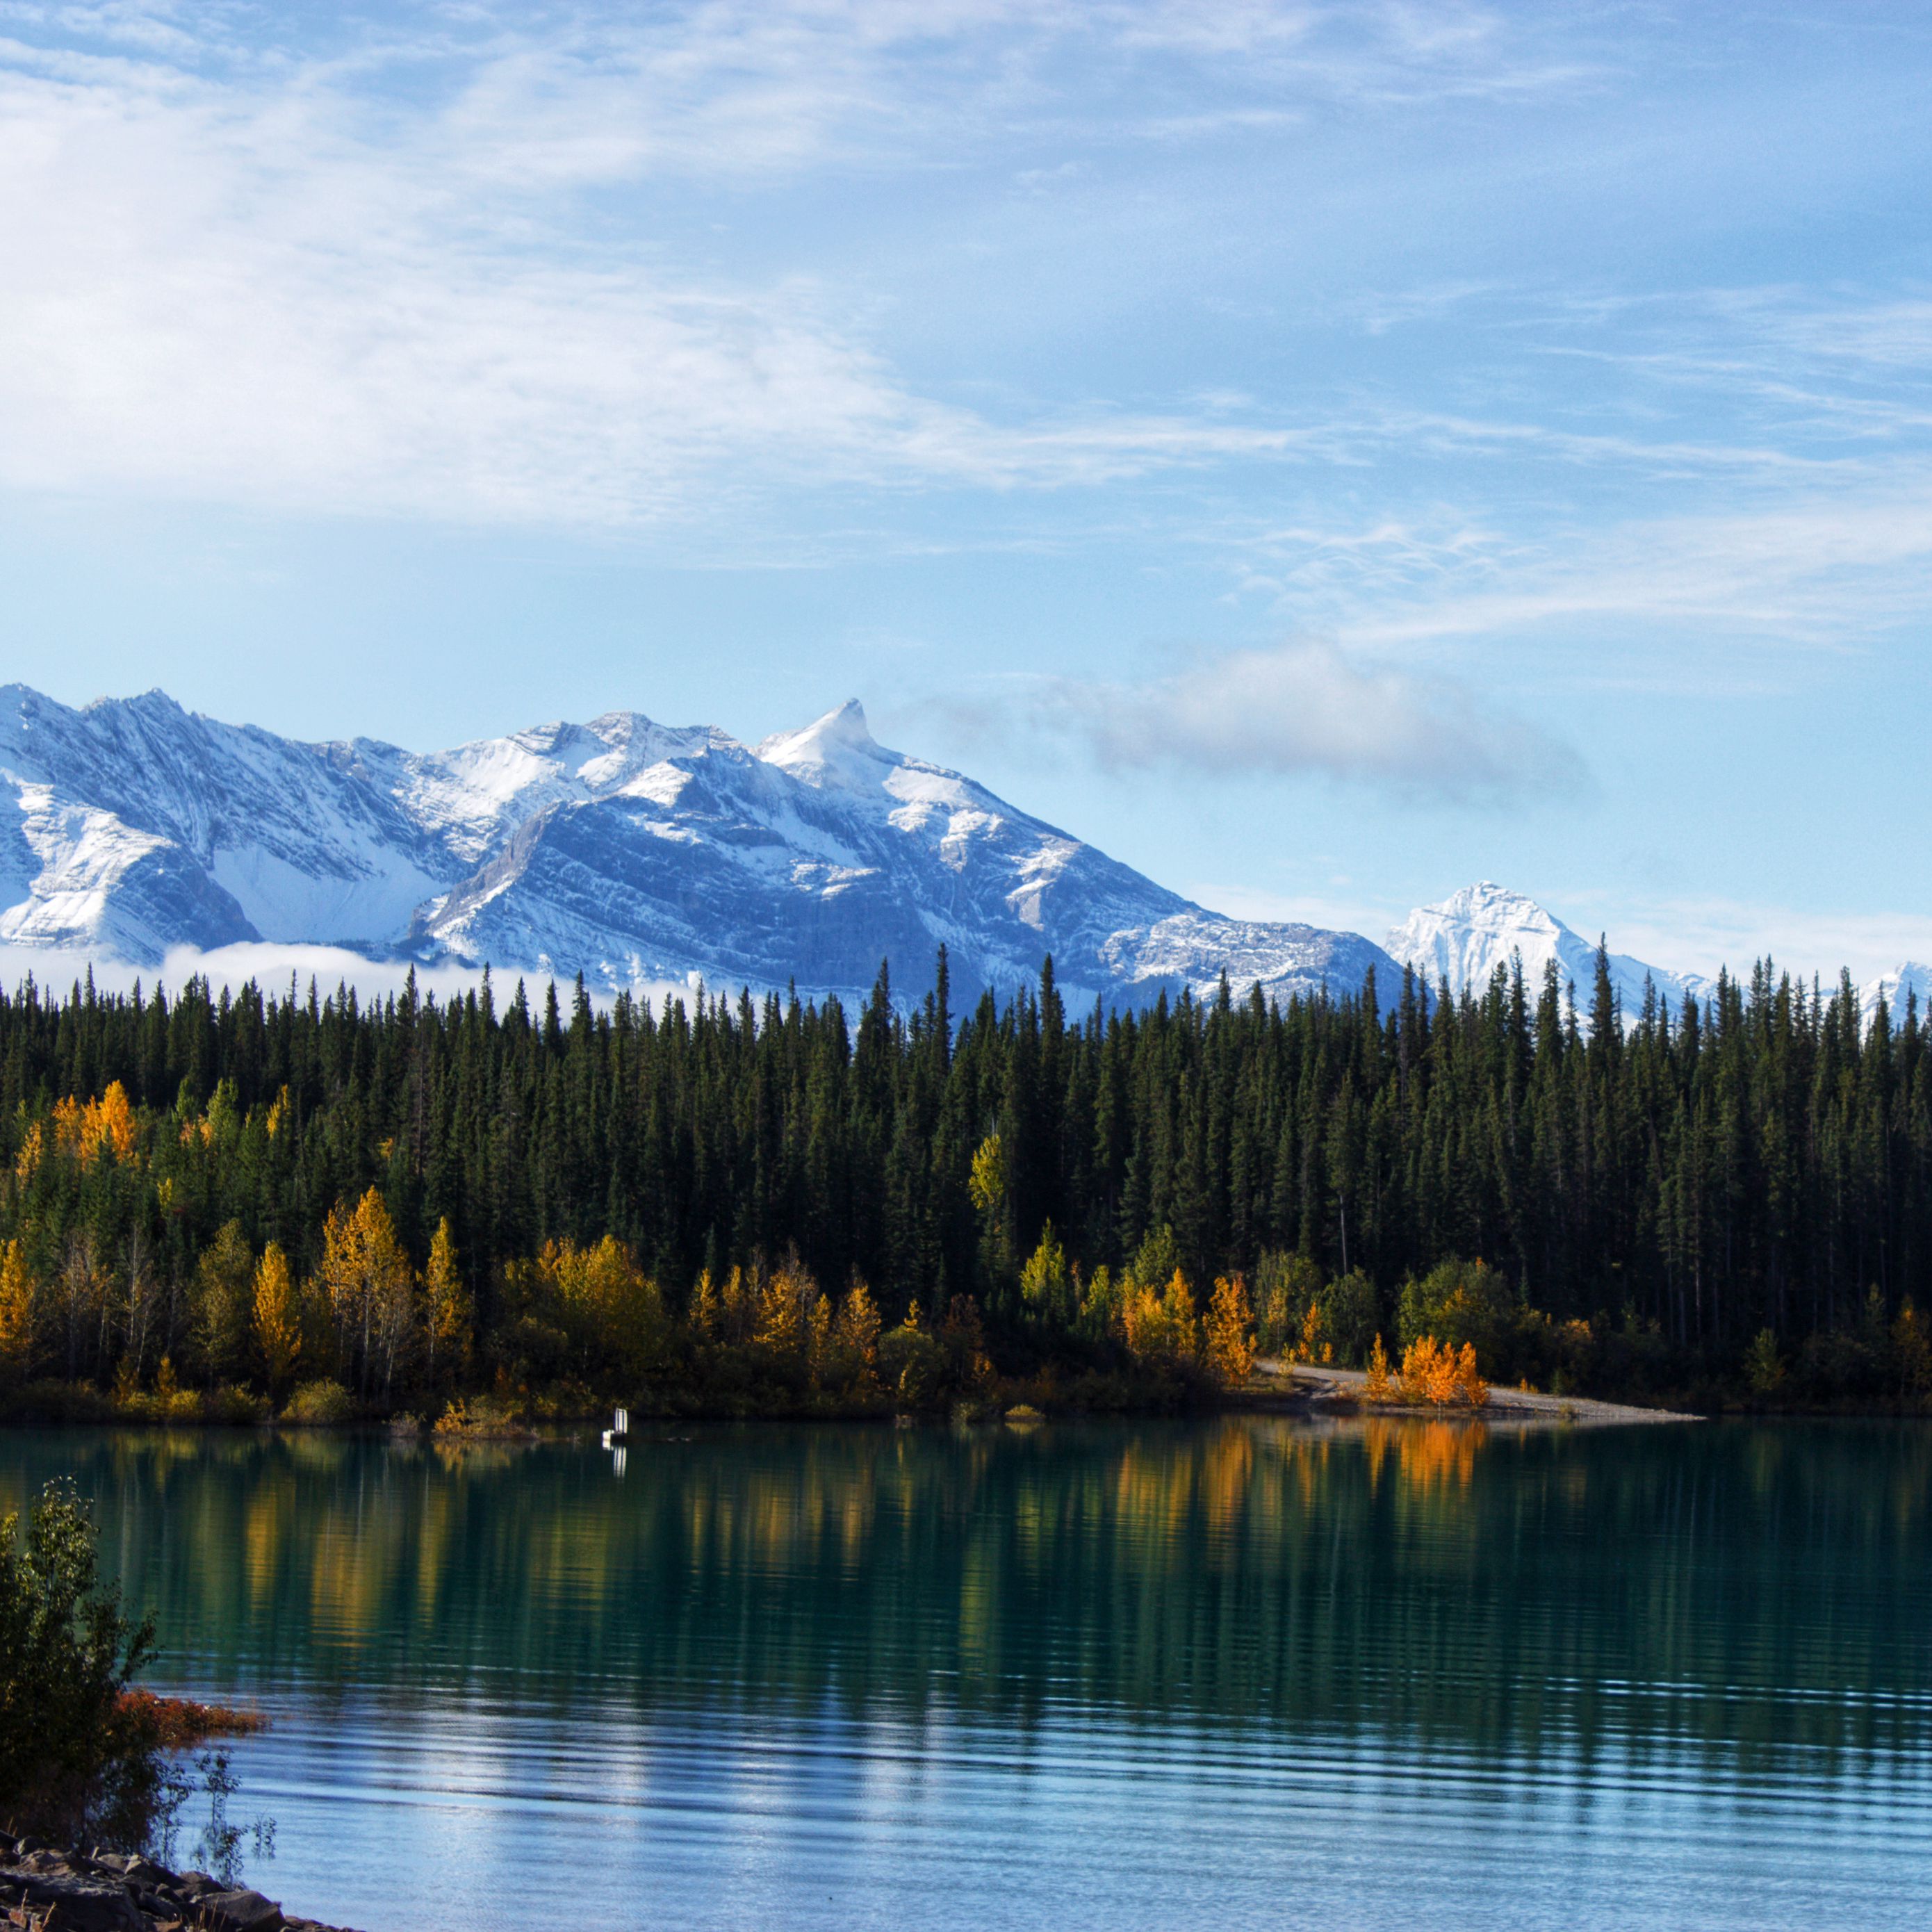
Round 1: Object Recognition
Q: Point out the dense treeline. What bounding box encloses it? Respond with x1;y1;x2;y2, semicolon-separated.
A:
0;943;1929;1412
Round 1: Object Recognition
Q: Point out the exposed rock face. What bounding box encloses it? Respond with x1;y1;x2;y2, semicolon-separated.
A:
0;1839;355;1932
0;685;1397;1012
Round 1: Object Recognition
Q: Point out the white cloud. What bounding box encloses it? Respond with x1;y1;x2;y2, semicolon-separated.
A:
949;639;1582;802
0;1;1602;530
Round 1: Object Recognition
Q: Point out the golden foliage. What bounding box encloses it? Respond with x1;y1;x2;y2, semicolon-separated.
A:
833;1279;882;1368
252;1243;302;1394
13;1121;42;1185
423;1218;472;1377
967;1132;1006;1213
1362;1334;1392;1400
753;1254;818;1360
1293;1298;1333;1366
1123;1269;1198;1368
320;1188;417;1391
52;1081;136;1165
1204;1274;1255;1387
1398;1336;1489;1407
0;1238;35;1370
537;1235;669;1378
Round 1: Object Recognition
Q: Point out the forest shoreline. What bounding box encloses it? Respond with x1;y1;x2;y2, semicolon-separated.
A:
0;1365;1712;1430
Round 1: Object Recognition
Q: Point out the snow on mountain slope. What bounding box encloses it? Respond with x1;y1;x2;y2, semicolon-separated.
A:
1384;881;1710;1020
0;686;1397;1010
0;685;449;951
1864;963;1932;1026
416;700;1400;1009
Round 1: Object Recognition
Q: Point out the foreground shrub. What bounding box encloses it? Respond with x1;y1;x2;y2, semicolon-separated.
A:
0;1481;161;1845
0;1486;263;1852
282;1378;355;1425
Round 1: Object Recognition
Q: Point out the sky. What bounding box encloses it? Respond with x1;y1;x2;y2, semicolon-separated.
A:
3;1;1932;981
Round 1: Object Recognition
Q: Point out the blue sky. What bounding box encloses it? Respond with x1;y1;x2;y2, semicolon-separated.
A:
3;1;1931;977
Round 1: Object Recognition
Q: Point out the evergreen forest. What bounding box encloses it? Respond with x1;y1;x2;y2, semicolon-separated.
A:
1;944;1931;1418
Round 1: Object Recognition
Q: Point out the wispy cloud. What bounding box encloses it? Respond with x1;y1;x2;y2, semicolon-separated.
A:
942;639;1584;803
0;1;1606;530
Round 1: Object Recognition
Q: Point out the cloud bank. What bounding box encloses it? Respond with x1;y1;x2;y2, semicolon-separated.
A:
949;641;1583;803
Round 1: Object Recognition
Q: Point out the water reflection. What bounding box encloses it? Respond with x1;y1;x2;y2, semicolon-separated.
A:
7;1418;1932;1931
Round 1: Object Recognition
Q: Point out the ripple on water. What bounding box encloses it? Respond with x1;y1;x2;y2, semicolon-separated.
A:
9;1417;1932;1931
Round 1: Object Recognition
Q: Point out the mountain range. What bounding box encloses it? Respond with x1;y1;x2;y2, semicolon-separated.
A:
0;685;1910;1022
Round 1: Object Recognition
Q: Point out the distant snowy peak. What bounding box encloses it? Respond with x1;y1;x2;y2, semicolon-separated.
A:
1864;963;1932;1026
1386;881;1710;1020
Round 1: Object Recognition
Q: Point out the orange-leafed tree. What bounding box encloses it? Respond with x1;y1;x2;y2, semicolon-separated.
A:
0;1240;35;1375
1204;1274;1255;1387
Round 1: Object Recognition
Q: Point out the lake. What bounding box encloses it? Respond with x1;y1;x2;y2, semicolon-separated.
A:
8;1416;1932;1930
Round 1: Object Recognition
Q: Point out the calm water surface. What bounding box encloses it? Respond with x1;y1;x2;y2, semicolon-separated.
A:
8;1417;1932;1931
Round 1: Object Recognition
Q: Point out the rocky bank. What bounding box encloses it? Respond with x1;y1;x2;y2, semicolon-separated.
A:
0;1837;354;1932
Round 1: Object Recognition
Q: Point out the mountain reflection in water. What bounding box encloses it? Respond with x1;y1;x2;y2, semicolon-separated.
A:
8;1417;1931;1931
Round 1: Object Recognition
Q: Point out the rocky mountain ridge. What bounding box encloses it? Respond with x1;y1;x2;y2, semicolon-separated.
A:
0;686;1908;1024
0;686;1394;1012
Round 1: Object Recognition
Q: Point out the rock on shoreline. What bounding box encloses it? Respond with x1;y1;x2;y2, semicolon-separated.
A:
0;1836;357;1932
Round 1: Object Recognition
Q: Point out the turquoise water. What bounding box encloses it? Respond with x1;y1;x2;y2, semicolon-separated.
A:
9;1417;1932;1930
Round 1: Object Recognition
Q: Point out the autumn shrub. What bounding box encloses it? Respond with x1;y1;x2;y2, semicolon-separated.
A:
434;1392;522;1437
1361;1334;1393;1400
1397;1336;1488;1408
283;1377;355;1425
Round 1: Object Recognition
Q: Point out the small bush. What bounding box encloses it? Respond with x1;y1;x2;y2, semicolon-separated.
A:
0;1482;161;1846
433;1393;522;1437
1396;1336;1488;1408
282;1378;355;1425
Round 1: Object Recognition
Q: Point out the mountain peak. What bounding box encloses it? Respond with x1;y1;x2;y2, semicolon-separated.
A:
755;699;885;789
1430;881;1557;928
1387;881;1706;1022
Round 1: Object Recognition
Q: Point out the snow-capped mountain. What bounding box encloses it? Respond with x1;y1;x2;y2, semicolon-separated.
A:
1384;881;1712;1019
0;685;1396;1011
1864;963;1932;1026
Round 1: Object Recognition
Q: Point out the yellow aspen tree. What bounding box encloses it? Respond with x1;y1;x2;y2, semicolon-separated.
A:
1363;1334;1392;1400
754;1254;816;1363
423;1218;472;1380
13;1122;42;1186
834;1279;881;1372
688;1269;721;1341
87;1081;138;1164
254;1243;302;1395
1204;1274;1255;1387
320;1188;414;1398
0;1239;35;1374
